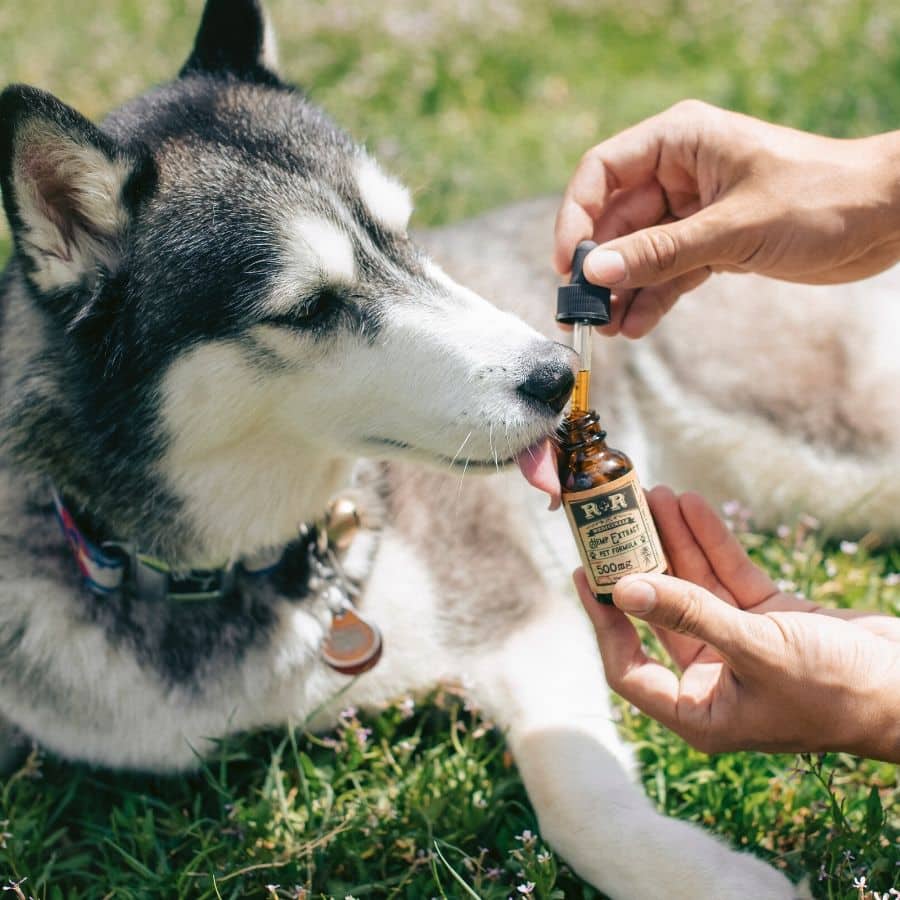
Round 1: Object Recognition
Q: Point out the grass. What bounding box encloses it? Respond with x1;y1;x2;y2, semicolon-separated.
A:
1;0;899;897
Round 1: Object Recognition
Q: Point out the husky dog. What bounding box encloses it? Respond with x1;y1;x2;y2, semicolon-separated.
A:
2;0;897;896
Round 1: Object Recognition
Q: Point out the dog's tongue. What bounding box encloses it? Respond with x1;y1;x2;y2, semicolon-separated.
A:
516;439;561;511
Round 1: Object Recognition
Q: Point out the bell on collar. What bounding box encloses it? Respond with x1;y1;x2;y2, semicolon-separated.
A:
325;496;361;550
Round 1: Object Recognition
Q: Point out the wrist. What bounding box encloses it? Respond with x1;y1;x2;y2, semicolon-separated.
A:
862;131;900;254
837;647;900;763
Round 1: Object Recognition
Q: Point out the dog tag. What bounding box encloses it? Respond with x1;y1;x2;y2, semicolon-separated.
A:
321;608;383;675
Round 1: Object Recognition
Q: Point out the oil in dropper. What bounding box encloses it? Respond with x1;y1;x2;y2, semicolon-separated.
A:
556;241;667;603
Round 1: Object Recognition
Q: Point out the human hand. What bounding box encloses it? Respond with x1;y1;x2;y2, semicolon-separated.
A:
555;101;900;337
576;487;900;762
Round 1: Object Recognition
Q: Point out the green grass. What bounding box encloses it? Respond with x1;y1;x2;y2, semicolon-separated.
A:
2;524;899;899
1;1;899;897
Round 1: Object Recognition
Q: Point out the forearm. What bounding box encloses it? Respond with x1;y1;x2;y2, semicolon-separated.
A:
837;650;900;763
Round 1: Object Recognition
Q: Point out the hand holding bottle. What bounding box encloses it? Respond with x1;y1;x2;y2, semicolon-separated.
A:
576;486;900;762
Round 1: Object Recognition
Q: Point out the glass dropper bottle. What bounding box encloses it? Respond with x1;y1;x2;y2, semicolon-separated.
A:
556;242;667;603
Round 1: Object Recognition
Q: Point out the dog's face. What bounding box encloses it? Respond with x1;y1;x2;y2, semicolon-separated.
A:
0;0;573;553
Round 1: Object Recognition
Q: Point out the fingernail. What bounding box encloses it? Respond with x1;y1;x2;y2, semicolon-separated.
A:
615;578;656;613
585;249;626;285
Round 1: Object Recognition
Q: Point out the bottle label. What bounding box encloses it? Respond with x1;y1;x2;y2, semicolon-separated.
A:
562;470;667;593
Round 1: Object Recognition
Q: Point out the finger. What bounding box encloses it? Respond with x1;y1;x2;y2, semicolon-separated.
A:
596;213;679;337
646;487;733;601
618;267;711;339
595;288;635;337
554;113;679;273
574;569;688;733
612;573;766;669
590;180;668;245
643;487;730;670
554;196;598;275
583;205;739;289
575;567;640;651
677;492;779;610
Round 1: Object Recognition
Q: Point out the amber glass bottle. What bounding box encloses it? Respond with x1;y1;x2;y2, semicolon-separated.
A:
557;243;667;603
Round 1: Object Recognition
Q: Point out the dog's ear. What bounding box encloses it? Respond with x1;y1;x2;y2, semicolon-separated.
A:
0;84;155;296
181;0;280;82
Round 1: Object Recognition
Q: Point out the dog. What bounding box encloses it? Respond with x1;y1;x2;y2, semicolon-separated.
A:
2;1;897;896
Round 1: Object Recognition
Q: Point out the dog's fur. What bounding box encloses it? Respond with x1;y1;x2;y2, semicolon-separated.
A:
2;1;897;896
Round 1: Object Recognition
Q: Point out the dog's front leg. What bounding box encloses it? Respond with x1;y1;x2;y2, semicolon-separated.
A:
465;590;803;900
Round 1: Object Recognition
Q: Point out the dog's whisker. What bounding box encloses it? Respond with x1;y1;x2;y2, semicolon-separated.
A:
503;423;515;460
449;430;473;469
456;456;471;498
489;423;501;474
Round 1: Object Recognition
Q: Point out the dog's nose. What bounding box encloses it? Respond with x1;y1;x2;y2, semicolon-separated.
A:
518;359;575;414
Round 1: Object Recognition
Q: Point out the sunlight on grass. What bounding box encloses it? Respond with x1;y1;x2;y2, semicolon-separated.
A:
2;523;897;898
1;1;898;898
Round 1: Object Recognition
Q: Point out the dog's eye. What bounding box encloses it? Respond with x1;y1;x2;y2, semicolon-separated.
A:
298;287;341;322
264;288;342;331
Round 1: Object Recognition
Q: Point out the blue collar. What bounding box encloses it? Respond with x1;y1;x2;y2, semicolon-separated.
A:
51;489;385;675
52;490;285;602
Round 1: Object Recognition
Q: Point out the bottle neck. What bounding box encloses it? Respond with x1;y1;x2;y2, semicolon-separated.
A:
559;408;607;450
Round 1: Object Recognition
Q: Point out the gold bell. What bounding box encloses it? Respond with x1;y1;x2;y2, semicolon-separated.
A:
325;496;361;550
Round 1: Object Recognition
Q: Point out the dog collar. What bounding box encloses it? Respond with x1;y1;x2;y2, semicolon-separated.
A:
51;489;383;675
52;489;282;602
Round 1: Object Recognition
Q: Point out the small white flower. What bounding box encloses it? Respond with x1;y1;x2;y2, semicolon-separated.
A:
515;829;536;847
852;875;867;889
776;524;791;539
840;540;859;555
537;850;552;864
885;572;900;586
517;883;535;895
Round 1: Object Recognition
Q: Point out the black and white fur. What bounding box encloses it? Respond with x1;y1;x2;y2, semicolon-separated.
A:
4;1;897;896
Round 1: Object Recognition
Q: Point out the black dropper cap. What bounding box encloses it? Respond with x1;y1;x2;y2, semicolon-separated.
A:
556;240;611;325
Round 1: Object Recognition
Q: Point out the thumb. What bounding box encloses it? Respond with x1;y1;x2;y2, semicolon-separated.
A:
613;573;761;667
584;206;738;289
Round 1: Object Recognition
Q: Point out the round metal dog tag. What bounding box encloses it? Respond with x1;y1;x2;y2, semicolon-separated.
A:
321;608;383;675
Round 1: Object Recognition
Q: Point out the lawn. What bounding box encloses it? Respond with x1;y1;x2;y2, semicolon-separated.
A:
1;1;898;898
